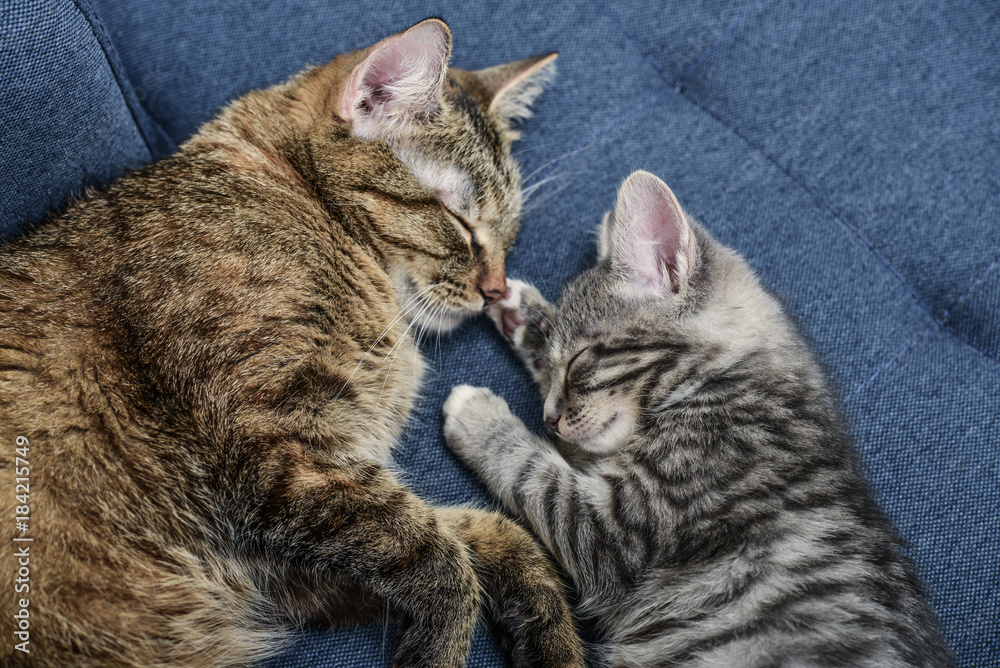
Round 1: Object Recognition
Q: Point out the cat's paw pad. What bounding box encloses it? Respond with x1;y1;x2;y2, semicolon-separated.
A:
486;279;550;343
486;281;553;374
486;278;526;342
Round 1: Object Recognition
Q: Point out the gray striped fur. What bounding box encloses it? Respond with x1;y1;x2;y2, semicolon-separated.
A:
443;171;950;667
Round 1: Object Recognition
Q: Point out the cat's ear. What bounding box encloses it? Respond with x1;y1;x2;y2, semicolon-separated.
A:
473;53;557;124
338;19;452;138
608;171;697;296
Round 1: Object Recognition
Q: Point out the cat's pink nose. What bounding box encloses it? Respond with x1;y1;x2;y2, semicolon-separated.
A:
481;286;505;305
479;262;507;305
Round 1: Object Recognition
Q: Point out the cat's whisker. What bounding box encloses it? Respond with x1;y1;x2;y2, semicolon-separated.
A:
380;598;391;663
521;169;571;201
521;150;582;187
511;142;553;159
521;183;572;218
334;282;442;401
375;294;438;412
381;297;430;362
520;171;574;219
375;282;443;347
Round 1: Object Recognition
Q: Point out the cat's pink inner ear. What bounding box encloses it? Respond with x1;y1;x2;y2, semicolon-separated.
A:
613;171;695;294
340;20;451;122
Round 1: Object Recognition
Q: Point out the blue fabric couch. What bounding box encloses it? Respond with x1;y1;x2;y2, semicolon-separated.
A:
2;1;996;665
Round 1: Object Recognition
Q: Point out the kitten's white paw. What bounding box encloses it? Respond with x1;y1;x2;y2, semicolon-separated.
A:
443;385;512;460
442;384;493;419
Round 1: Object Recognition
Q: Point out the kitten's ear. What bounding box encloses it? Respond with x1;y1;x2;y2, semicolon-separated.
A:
473;52;557;123
338;19;452;138
608;171;697;296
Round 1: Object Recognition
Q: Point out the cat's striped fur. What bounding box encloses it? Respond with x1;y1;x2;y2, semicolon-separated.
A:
444;171;951;667
0;19;582;668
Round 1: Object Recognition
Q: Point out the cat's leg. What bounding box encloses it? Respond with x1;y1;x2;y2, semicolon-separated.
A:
485;279;556;395
262;566;391;628
269;506;584;668
437;507;584;668
248;455;482;668
443;387;635;590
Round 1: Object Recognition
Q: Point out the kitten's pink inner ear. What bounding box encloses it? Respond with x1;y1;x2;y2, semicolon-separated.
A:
339;20;451;122
613;171;695;294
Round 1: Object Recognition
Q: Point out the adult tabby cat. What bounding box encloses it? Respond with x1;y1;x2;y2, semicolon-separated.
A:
443;171;951;666
0;19;584;668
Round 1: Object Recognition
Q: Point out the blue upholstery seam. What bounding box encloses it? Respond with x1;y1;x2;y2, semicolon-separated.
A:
842;255;1000;405
69;0;168;160
526;0;755;190
592;0;941;323
678;96;940;320
941;256;999;325
936;256;1000;365
591;0;678;87
841;322;940;406
677;0;765;87
590;0;764;91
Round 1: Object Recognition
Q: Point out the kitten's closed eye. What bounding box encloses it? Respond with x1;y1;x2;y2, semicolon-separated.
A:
564;347;589;384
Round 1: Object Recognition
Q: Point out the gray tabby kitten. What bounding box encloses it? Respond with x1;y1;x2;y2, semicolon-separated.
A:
442;171;951;667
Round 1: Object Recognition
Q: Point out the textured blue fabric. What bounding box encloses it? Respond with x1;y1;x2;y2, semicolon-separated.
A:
0;0;160;242
3;1;997;666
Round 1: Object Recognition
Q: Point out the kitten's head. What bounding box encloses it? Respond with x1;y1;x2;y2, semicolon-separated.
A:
291;19;556;331
543;171;785;454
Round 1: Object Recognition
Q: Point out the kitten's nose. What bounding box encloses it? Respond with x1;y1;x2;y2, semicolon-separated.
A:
479;262;507;305
544;412;561;432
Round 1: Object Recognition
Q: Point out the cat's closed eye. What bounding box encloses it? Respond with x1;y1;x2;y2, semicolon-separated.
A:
444;207;481;255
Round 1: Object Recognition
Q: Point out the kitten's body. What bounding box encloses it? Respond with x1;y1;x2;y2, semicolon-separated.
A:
0;20;583;668
444;172;950;667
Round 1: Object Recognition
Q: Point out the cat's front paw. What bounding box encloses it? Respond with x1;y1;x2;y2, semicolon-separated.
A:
443;385;515;465
485;279;554;378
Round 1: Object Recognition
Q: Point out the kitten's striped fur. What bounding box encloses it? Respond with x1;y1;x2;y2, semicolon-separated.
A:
444;171;950;666
0;19;582;668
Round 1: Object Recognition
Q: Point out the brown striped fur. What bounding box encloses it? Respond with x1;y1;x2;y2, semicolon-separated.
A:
0;19;581;668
